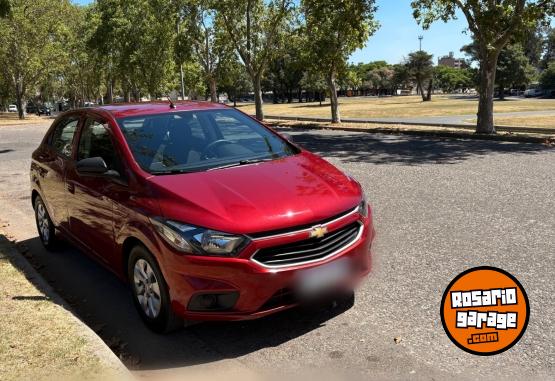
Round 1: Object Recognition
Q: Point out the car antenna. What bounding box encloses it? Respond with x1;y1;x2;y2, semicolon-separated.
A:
166;94;176;109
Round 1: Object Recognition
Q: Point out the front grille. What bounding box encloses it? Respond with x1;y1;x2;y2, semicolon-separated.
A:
252;222;361;267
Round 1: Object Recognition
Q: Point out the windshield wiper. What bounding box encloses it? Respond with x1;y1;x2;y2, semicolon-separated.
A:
207;158;273;171
150;168;197;175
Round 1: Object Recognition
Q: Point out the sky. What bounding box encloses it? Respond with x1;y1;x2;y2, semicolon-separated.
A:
73;0;473;65
351;0;472;64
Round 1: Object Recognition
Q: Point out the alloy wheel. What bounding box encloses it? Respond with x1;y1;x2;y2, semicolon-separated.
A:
133;259;162;319
36;202;50;244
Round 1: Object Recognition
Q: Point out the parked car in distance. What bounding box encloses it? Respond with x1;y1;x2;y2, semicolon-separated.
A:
8;104;17;112
38;105;52;116
524;88;544;98
26;103;38;114
30;102;375;333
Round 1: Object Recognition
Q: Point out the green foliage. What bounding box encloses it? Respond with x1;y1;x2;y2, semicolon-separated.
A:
213;0;294;119
302;0;379;77
406;50;434;99
434;65;473;92
0;0;75;117
540;62;555;90
411;0;555;132
90;0;177;100
302;0;379;121
463;42;535;93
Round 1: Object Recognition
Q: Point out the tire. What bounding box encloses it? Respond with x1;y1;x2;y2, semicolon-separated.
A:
127;245;182;333
34;195;57;250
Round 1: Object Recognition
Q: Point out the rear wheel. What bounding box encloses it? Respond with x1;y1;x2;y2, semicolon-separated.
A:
127;245;182;333
34;195;57;249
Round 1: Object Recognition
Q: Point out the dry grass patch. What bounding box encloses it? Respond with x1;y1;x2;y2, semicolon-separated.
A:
0;113;49;126
484;115;554;128
237;96;555;119
0;235;123;381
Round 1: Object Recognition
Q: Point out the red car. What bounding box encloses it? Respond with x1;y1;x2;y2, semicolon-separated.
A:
30;102;375;332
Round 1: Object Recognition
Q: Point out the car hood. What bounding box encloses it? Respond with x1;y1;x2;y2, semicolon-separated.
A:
149;151;362;234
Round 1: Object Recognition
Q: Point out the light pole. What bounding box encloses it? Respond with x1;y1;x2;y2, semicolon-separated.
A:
418;35;423;51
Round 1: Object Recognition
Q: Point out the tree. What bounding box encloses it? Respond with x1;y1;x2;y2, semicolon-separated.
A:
542;27;555;68
302;0;379;123
463;42;535;99
218;58;252;106
91;0;177;102
266;25;306;103
214;0;293;120
182;1;233;102
540;62;555;90
391;63;412;93
0;0;72;119
435;65;473;93
407;50;434;101
412;0;555;134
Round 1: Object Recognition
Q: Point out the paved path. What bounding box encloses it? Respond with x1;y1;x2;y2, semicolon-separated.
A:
343;109;555;126
1;122;554;380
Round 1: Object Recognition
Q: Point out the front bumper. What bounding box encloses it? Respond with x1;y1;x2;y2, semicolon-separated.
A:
159;208;375;321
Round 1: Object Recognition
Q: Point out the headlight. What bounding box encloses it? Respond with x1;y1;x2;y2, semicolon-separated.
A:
150;218;249;257
358;194;369;218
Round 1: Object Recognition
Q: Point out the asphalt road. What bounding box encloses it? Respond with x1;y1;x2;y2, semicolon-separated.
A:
0;122;554;380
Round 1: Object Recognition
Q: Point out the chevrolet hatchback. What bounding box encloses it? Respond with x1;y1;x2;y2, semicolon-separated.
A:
30;102;375;332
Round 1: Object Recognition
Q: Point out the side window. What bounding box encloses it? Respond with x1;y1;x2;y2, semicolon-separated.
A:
78;119;123;174
50;117;79;157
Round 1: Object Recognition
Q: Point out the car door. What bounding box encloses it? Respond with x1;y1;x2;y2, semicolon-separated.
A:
33;114;81;232
66;115;128;265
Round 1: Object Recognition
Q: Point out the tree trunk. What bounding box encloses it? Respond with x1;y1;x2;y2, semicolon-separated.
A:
477;54;499;134
499;84;505;100
253;73;264;120
425;78;433;102
15;82;25;120
209;77;218;103
327;72;340;123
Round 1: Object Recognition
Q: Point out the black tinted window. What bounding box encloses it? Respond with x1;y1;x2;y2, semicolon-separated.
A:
78;119;121;173
50;117;79;156
117;109;297;174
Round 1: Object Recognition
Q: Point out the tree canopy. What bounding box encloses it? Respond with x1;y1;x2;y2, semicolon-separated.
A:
412;0;555;133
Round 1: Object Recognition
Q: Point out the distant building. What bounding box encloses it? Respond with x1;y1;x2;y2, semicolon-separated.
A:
438;52;466;69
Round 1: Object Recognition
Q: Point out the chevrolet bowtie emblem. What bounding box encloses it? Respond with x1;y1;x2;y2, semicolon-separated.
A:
310;225;328;239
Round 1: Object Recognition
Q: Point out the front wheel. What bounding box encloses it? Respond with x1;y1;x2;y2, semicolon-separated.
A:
127;245;182;333
34;195;57;249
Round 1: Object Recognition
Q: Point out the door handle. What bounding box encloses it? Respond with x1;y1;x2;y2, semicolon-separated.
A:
66;182;75;194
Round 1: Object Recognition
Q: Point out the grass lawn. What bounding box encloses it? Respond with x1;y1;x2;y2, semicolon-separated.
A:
0;234;123;381
236;95;555;120
484;115;555;128
0;112;52;126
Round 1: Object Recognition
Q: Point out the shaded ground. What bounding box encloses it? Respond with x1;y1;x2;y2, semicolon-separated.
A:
0;122;554;380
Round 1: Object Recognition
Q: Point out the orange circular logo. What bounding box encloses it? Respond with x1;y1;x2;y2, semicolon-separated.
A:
441;267;529;356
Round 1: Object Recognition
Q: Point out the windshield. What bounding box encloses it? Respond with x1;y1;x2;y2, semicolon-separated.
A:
117;109;299;174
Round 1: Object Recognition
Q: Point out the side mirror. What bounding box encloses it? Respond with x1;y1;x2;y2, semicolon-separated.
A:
76;157;108;174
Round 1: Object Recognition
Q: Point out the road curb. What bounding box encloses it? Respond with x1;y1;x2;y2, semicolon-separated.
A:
265;119;554;144
0;232;131;378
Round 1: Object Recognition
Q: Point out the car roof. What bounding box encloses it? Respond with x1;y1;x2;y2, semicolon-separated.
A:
91;101;229;119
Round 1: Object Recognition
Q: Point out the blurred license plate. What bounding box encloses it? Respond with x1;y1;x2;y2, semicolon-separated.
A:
296;258;350;296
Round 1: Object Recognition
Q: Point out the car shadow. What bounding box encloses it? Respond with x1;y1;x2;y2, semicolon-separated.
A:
277;127;553;165
13;235;354;370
